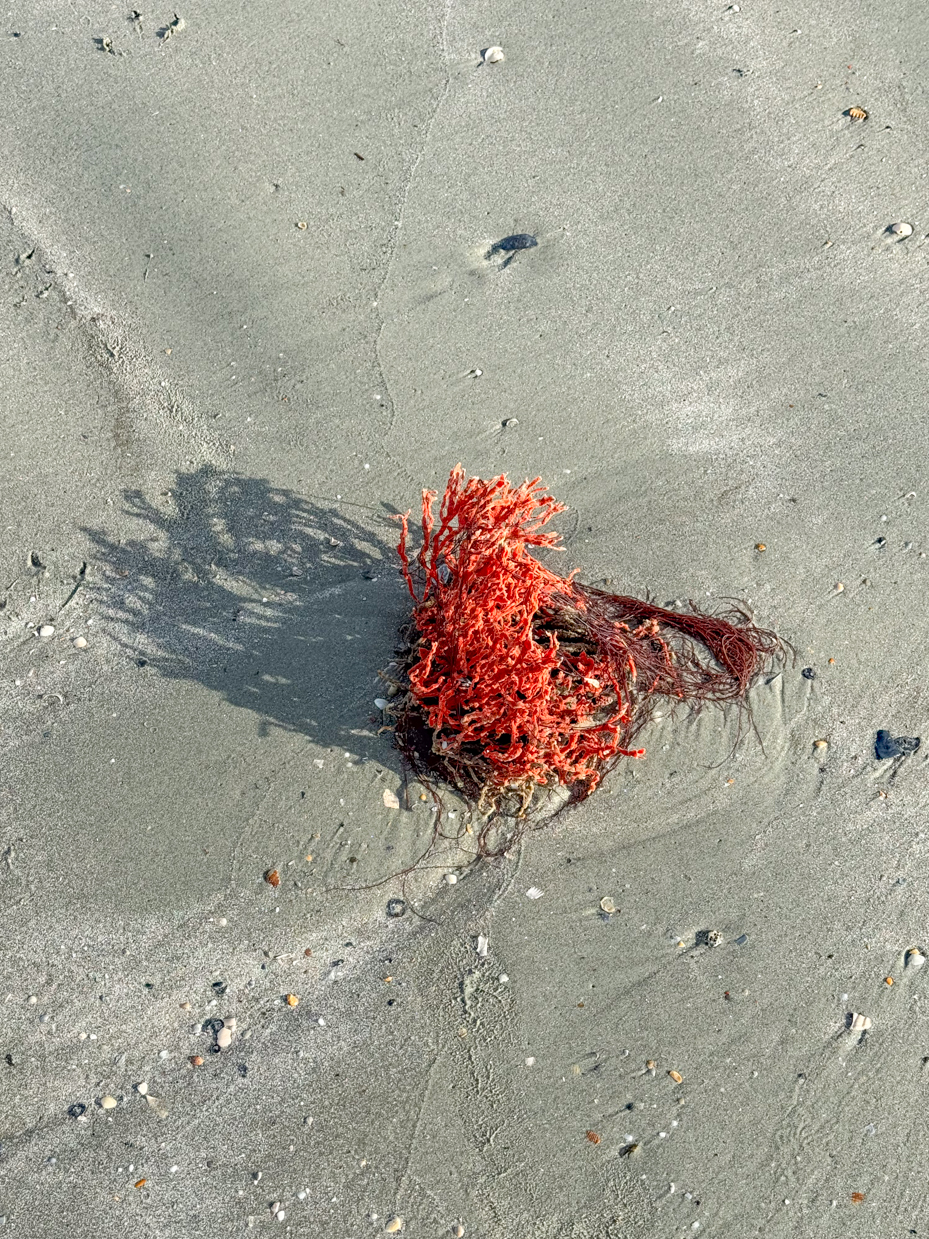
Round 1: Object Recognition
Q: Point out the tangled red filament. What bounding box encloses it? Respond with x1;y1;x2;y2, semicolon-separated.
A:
393;466;780;819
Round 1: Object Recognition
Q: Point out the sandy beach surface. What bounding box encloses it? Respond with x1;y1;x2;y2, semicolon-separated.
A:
3;2;929;1235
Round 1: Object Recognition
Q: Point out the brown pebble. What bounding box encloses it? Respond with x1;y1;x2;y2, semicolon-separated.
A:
755;542;766;552
585;1130;601;1144
134;1178;147;1189
668;1070;683;1084
304;948;313;957
885;976;894;986
285;993;300;1007
264;869;280;888
190;1055;204;1067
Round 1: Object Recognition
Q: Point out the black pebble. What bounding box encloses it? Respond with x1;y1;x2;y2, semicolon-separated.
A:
875;729;921;760
487;233;538;261
67;1102;87;1119
801;667;816;680
386;898;407;918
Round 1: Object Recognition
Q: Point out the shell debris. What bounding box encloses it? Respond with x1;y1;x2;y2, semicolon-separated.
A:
848;105;868;121
525;886;544;900
483;45;504;63
476;934;489;957
385;1219;404;1234
599;897;617;914
906;947;926;969
850;1012;872;1032
383;788;400;810
889;221;914;237
668;1069;683;1084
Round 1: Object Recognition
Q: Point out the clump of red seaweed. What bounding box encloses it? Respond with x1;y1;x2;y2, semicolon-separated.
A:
387;466;781;855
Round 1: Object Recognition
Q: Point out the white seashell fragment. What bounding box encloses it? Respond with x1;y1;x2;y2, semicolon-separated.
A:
889;221;914;237
526;887;544;900
38;624;55;637
600;897;617;914
443;873;458;884
374;698;389;710
73;636;88;649
385;1219;404;1234
216;1026;233;1048
850;1013;872;1032
476;934;489;957
382;788;400;810
906;947;926;969
483;45;504;63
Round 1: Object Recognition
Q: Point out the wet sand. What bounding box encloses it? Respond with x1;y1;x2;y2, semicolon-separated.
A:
2;2;929;1234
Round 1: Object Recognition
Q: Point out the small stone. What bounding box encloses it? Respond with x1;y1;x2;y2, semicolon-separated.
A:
38;624;55;637
285;993;299;1007
190;1055;204;1067
73;636;88;649
216;1027;233;1049
801;667;816;680
382;788;400;810
443;873;458;885
755;542;766;552
264;868;280;887
483;45;504;63
135;1082;149;1095
100;1095;118;1110
599;897;617;914
668;1070;683;1084
813;739;828;750
386;898;406;918
452;1226;465;1238
374;698;389;710
889;222;914;237
525;1056;536;1066
498;973;509;983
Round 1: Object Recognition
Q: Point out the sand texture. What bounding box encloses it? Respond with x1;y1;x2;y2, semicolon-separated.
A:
2;1;929;1235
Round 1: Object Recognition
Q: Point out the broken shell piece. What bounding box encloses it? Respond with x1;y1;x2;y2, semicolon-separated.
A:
848;105;868;121
889;221;914;237
906;947;926;969
216;1026;233;1049
483;45;504;63
525;887;544;899
850;1013;872;1032
382;788;400;810
600;897;617;914
668;1070;683;1084
374;698;389;710
385;1219;404;1234
813;739;828;750
476;934;489;957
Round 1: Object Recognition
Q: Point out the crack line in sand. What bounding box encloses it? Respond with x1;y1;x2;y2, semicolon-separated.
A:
370;0;453;471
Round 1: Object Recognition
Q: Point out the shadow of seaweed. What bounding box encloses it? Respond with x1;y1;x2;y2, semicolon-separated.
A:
83;467;408;763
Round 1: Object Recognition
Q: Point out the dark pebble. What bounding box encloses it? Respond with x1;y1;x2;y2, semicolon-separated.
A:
875;730;921;760
386;898;407;918
801;667;816;680
490;233;538;254
67;1103;87;1119
696;928;722;948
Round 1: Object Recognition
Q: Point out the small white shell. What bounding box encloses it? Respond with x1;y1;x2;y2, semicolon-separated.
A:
483;45;505;63
525;887;544;900
38;624;55;637
850;1013;872;1032
73;636;88;649
889;221;914;237
385;1219;404;1234
476;934;489;957
374;698;389;710
216;1026;233;1048
906;947;926;969
443;873;458;885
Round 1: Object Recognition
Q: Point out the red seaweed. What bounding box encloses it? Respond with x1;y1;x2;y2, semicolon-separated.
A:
386;466;782;854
